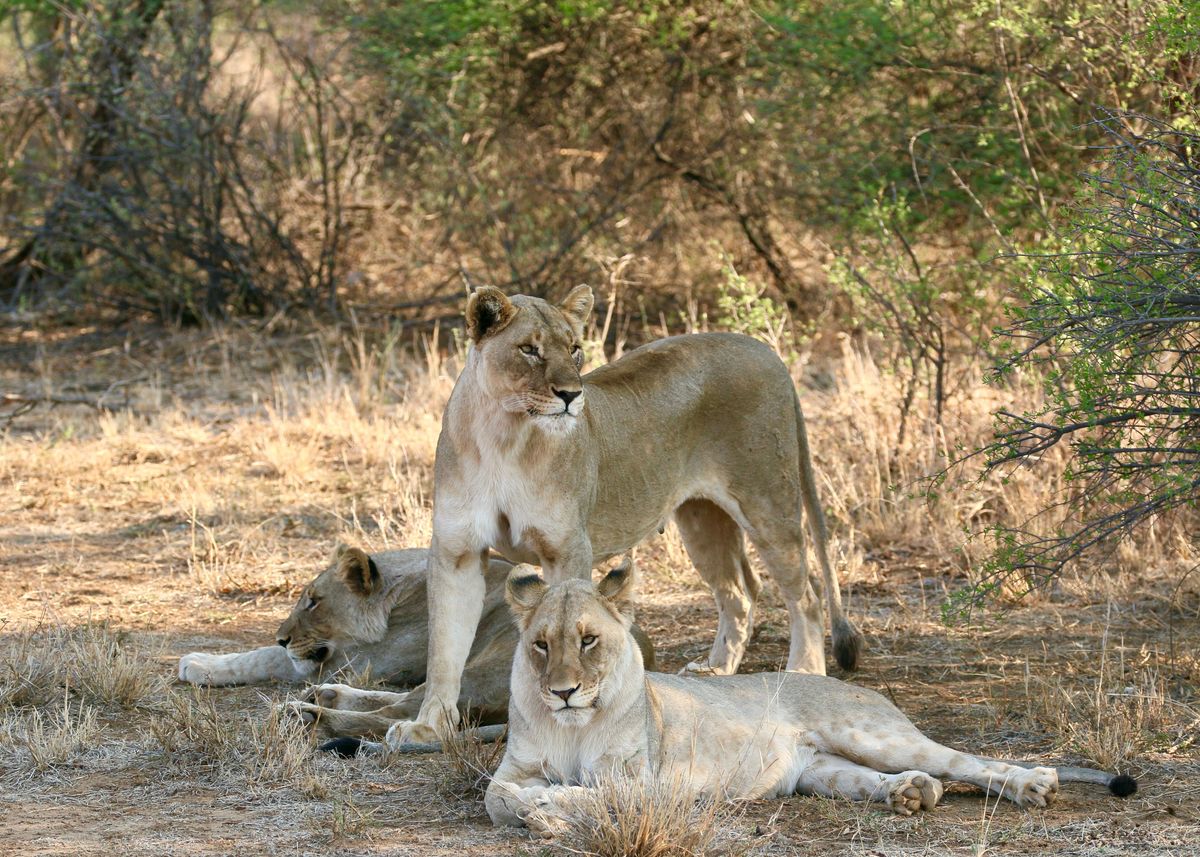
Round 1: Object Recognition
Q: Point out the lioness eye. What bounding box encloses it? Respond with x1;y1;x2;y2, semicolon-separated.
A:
533;640;548;653
519;344;539;356
305;597;318;611
571;344;581;354
580;634;596;649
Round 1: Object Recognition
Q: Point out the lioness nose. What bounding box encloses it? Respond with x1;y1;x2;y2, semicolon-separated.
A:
551;685;579;703
554;389;580;407
277;637;290;648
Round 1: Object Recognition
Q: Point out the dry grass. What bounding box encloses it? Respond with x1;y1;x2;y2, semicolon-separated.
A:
0;320;1197;855
548;775;754;857
3;692;104;773
438;722;507;802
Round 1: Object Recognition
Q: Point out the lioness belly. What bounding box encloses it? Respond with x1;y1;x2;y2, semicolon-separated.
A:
648;674;818;798
647;672;914;799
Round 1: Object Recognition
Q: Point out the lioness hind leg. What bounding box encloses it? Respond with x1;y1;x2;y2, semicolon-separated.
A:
674;499;760;675
796;753;943;815
826;726;1059;809
303;683;412;712
743;533;825;674
282;701;411;739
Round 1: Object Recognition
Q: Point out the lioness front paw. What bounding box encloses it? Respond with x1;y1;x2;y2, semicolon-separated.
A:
1006;767;1058;808
886;771;943;816
525;787;588;838
524;807;569;839
384;719;441;749
179;653;222;686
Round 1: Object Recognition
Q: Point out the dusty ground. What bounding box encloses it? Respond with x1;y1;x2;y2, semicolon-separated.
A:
1;320;1198;856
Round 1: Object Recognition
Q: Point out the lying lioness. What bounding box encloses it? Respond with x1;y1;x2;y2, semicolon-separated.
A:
178;545;655;740
485;563;1137;832
177;546;518;734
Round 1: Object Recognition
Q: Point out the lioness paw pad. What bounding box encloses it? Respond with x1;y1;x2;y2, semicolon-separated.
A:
886;772;943;816
278;700;320;725
524;809;568;839
301;683;345;707
384;720;440;749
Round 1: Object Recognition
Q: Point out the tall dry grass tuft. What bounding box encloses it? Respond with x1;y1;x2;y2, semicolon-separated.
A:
547;775;751;857
65;624;168;709
4;691;104;772
437;724;506;802
1021;624;1196;772
147;687;329;795
148;687;243;767
248;703;328;796
0;624;164;713
0;628;60;710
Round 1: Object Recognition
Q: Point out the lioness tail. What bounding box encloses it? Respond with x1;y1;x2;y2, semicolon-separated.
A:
793;390;864;671
980;757;1138;797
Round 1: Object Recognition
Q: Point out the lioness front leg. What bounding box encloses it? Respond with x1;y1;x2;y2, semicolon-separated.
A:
390;544;486;745
179;646;308;686
797;753;943;816
485;759;589;836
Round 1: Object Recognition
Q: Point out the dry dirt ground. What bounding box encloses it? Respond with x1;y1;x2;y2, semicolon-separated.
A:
1;321;1198;856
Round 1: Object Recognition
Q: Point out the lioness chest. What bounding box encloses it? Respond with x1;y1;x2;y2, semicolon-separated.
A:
435;438;582;564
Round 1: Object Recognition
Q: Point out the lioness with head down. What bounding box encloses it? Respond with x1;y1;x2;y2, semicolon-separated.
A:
177;546;517;736
486;564;1136;833
394;284;863;745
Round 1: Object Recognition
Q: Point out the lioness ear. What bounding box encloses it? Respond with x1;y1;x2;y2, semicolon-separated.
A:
466;286;517;342
505;564;548;622
558;284;593;333
597;557;637;623
338;547;381;597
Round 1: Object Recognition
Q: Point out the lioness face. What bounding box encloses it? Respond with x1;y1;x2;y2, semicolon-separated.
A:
506;561;637;727
276;545;387;671
465;285;594;433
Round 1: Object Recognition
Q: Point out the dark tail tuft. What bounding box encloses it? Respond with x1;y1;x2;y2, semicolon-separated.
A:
832;617;863;672
319;736;362;758
1109;774;1137;797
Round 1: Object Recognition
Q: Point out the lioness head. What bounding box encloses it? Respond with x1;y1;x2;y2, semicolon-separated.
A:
275;545;390;670
465;284;594;432
505;559;639;726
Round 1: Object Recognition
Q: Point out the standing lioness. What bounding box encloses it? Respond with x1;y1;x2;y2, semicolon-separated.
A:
393;285;863;745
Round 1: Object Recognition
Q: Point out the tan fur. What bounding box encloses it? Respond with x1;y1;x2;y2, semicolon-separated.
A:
178;546;517;737
486;568;1130;833
397;285;862;744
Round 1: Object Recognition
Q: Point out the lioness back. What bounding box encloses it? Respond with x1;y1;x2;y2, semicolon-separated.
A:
582;333;804;557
